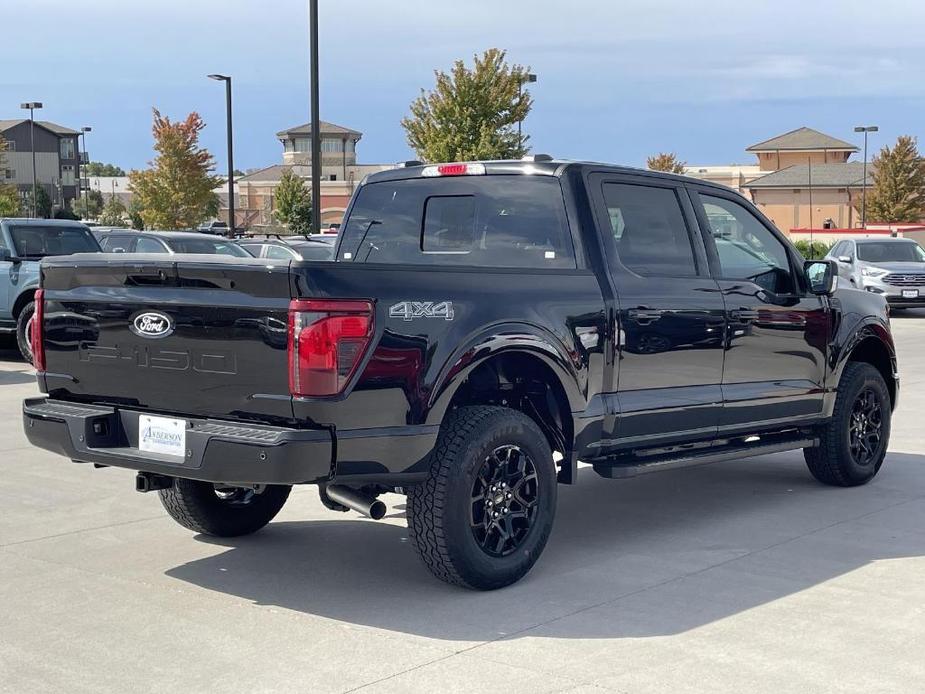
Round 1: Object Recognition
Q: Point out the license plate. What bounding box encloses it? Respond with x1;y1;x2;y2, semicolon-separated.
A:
902;289;919;299
138;415;187;458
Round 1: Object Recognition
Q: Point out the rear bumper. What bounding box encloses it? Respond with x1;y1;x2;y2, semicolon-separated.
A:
23;398;334;485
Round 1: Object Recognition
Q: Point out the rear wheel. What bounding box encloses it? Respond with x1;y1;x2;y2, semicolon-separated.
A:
407;406;557;590
804;362;890;486
15;301;35;364
158;479;291;537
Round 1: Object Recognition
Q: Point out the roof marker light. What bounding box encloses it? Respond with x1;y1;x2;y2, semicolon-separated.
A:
421;163;487;177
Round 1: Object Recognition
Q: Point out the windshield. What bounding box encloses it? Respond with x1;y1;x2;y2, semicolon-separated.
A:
9;225;100;258
857;241;925;263
165;238;251;257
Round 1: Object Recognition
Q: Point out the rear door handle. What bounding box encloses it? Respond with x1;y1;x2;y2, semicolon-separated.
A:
730;308;759;322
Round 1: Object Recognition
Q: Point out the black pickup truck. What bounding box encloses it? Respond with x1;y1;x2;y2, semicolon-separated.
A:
23;159;898;590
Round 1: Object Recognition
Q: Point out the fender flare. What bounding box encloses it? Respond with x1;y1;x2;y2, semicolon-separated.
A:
825;317;896;415
425;322;587;428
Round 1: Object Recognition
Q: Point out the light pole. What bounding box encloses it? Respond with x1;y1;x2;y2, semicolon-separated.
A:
20;102;42;218
79;126;91;219
854;125;878;228
517;73;537;151
208;74;235;236
309;0;321;234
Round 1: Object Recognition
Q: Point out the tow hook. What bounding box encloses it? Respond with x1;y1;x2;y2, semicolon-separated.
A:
321;484;387;520
135;472;174;493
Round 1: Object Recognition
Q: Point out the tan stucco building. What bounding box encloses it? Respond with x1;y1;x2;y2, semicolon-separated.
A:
235;121;393;229
687;127;870;234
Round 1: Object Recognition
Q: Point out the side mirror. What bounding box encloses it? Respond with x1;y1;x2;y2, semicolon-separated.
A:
838;255;853;264
805;259;837;296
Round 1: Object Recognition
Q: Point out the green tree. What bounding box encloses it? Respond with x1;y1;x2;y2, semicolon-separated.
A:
273;169;313;234
86;162;126;177
73;189;105;219
98;196;127;227
24;185;53;218
0;135;19;216
128;199;145;230
128;109;221;229
401;48;533;162
862;136;925;223
647;152;687;174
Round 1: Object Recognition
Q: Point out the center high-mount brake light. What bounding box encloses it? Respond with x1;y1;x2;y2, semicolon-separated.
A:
31;288;45;372
288;299;374;397
421;163;487;177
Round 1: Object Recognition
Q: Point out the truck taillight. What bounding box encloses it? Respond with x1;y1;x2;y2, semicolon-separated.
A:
421;162;486;177
288;299;374;397
31;289;45;372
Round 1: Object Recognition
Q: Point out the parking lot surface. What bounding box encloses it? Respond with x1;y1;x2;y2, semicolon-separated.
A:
1;313;924;693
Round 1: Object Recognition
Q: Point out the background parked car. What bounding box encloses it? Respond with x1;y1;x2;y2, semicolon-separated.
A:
827;237;925;309
0;218;101;362
97;230;251;257
197;220;230;235
237;234;337;261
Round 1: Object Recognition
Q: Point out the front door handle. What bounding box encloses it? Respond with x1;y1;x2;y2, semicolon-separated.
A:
627;308;663;324
730;308;759;322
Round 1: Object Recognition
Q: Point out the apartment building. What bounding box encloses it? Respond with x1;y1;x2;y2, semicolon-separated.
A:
0;119;82;214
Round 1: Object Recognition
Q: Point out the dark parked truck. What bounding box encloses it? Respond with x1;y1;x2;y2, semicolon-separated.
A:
23;159;898;589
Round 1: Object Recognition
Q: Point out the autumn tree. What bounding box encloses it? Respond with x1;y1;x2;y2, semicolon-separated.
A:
98;196;127;227
128;109;221;229
402;48;533;162
862;136;925;223
647;152;686;174
0;135;19;216
273;169;313;234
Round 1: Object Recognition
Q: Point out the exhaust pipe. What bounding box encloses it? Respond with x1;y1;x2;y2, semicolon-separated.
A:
324;484;387;520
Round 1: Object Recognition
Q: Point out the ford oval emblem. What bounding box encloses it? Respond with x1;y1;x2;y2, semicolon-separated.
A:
130;311;174;339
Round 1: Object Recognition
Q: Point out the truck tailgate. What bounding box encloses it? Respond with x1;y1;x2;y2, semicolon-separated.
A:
39;254;294;423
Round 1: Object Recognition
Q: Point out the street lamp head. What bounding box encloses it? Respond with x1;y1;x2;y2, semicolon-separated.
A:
854;125;879;133
20;102;43;109
522;73;538;84
208;74;230;81
81;126;92;133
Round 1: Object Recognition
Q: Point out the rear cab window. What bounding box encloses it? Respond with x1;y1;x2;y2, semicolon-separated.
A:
337;175;576;269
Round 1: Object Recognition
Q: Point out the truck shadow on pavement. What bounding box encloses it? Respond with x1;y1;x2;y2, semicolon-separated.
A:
166;451;925;641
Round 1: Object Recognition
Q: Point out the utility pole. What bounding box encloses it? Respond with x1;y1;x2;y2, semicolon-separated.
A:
854;125;878;228
208;74;235;236
80;126;92;219
20;102;42;218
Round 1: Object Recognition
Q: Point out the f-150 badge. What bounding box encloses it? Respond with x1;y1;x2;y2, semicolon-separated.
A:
389;301;455;321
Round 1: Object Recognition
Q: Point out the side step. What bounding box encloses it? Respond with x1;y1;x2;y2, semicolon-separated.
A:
592;437;817;479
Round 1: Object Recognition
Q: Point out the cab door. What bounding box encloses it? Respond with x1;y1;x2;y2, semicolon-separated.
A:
589;174;727;449
689;188;829;429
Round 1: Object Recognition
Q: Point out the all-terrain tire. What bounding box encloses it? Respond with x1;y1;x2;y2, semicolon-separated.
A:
158;479;291;537
804;362;891;487
407;406;557;590
16;301;35;364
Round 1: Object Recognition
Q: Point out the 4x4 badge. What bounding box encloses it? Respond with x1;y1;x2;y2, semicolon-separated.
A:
389;301;454;321
130;311;175;338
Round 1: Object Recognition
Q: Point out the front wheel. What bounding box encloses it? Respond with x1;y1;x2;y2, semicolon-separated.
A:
407;406;557;590
158;480;291;537
804;362;891;487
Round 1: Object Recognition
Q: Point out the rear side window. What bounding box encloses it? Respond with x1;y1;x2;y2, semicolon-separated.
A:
338;175;576;268
601;183;698;277
10;224;99;258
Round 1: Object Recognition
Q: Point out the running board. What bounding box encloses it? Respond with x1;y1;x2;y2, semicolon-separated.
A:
592;438;818;479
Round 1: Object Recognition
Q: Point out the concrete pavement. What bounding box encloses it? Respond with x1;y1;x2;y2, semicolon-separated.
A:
1;313;924;693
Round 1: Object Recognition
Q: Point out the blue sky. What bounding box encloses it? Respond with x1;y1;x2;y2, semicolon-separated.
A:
3;0;924;172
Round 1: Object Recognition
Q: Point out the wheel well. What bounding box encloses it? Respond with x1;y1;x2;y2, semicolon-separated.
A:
847;337;895;406
12;289;36;321
447;353;574;481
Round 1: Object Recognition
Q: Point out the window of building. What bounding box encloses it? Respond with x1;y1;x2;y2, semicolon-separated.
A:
61;165;75;186
294;137;311;152
2;169;14;180
3;141;14;152
321;139;343;153
601;183;699;277
60;138;75;159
